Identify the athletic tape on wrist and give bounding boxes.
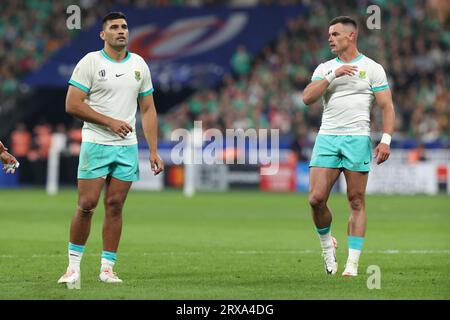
[381,133,391,145]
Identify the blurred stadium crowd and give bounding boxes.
[160,0,449,156]
[1,0,449,165]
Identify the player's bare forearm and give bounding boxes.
[139,94,164,174]
[302,79,329,105]
[381,104,395,135]
[66,100,113,126]
[374,89,395,135]
[139,94,158,154]
[374,89,395,164]
[66,86,132,138]
[66,86,113,127]
[141,108,158,154]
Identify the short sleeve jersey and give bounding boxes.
[310,54,389,136]
[68,49,154,145]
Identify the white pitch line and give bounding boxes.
[0,249,449,259]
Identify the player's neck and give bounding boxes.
[337,48,361,63]
[103,46,128,62]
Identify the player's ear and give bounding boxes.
[347,31,354,41]
[100,30,105,41]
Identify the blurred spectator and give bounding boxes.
[408,143,428,163]
[68,123,82,156]
[10,123,31,158]
[231,45,252,76]
[33,121,52,159]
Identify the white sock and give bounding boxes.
[101,258,115,272]
[347,248,361,264]
[68,250,83,271]
[318,232,333,251]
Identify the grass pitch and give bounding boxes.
[0,189,449,299]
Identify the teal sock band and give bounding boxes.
[102,251,117,263]
[316,226,331,235]
[68,242,85,253]
[348,236,364,250]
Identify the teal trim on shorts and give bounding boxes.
[69,243,85,253]
[138,88,154,97]
[372,84,389,92]
[310,134,372,172]
[348,236,364,250]
[68,79,90,93]
[102,251,117,263]
[78,142,139,181]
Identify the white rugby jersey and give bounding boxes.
[68,49,154,145]
[311,54,389,136]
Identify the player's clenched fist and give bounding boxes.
[107,119,133,138]
[335,65,358,77]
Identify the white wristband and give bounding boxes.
[380,133,391,145]
[324,70,336,83]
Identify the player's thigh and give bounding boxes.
[310,134,342,169]
[78,142,113,180]
[104,176,132,211]
[77,178,106,210]
[343,169,369,202]
[341,136,372,172]
[110,145,139,182]
[309,167,341,201]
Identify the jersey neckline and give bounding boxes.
[335,54,364,64]
[100,49,131,63]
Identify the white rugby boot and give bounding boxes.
[57,268,81,289]
[99,268,123,283]
[342,260,358,277]
[322,236,338,275]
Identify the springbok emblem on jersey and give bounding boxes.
[359,70,366,79]
[134,71,141,81]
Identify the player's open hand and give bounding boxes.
[1,150,19,174]
[374,143,390,165]
[108,119,133,138]
[335,65,358,78]
[150,153,164,176]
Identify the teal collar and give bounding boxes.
[336,54,364,64]
[101,49,131,63]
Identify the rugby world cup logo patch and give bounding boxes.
[98,69,107,82]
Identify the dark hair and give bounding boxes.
[329,16,357,29]
[102,12,127,28]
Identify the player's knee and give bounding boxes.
[308,193,327,209]
[105,196,124,213]
[348,192,364,211]
[77,199,97,215]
